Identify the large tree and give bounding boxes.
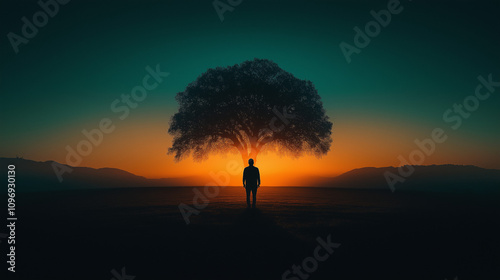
[168,58,333,166]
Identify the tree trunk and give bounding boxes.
[240,149,259,166]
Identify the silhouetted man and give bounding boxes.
[243,158,260,208]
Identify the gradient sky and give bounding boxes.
[1,0,499,185]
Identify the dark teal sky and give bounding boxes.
[1,0,499,174]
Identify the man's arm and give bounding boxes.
[242,168,246,188]
[257,168,261,187]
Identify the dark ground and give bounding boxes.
[3,187,500,279]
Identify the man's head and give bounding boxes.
[248,158,254,166]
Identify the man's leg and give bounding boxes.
[252,187,257,207]
[246,187,251,207]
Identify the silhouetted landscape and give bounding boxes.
[0,157,193,191]
[1,157,500,279]
[2,0,499,279]
[317,165,500,193]
[5,183,500,280]
[3,157,499,193]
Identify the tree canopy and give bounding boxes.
[168,58,333,165]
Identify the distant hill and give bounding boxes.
[0,157,194,192]
[2,157,499,193]
[316,165,500,193]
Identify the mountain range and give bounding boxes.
[1,157,499,193]
[314,165,500,193]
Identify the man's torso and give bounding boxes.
[244,166,259,187]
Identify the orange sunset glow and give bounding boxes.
[27,114,499,186]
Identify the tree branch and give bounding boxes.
[256,136,273,149]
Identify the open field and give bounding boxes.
[8,187,500,279]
